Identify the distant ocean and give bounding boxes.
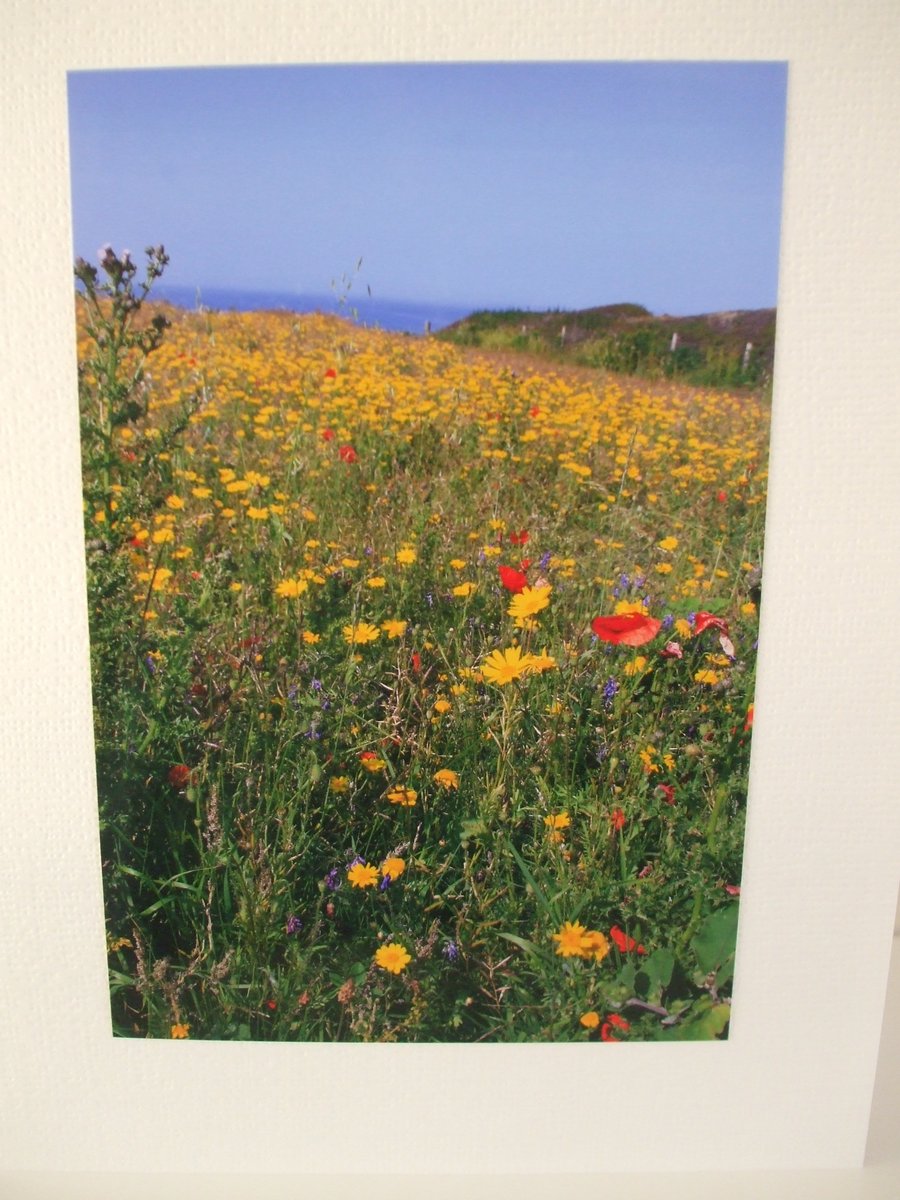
[153,285,473,336]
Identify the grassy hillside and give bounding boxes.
[439,303,777,389]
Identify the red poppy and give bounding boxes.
[324,367,337,379]
[692,611,729,636]
[499,565,528,594]
[508,530,529,546]
[591,613,662,647]
[724,884,741,897]
[519,558,532,570]
[359,750,378,762]
[610,807,626,831]
[743,704,754,732]
[321,428,335,442]
[528,406,541,418]
[338,444,358,464]
[656,784,675,805]
[600,1013,631,1042]
[609,925,646,955]
[411,652,422,674]
[265,999,277,1012]
[716,489,728,502]
[167,764,192,789]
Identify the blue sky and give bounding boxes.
[67,61,787,314]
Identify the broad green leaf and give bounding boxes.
[498,931,544,959]
[635,946,675,1001]
[691,903,739,976]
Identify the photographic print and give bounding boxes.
[69,61,787,1043]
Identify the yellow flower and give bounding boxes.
[360,754,386,773]
[347,862,379,888]
[580,1010,601,1029]
[675,618,692,639]
[165,494,185,510]
[614,599,648,615]
[694,669,721,686]
[226,479,251,493]
[149,567,173,592]
[170,1023,190,1039]
[343,623,381,645]
[433,768,460,790]
[374,942,412,974]
[329,776,350,793]
[301,630,320,644]
[449,558,467,570]
[396,547,417,566]
[654,562,673,574]
[381,619,407,639]
[741,601,757,616]
[247,506,269,520]
[552,920,591,958]
[544,812,571,831]
[507,586,551,621]
[624,656,648,677]
[433,698,452,714]
[658,536,679,551]
[583,930,611,963]
[275,578,308,599]
[528,649,557,673]
[380,856,405,881]
[151,528,175,544]
[341,557,360,568]
[481,645,532,686]
[366,576,386,588]
[386,786,417,807]
[452,581,477,597]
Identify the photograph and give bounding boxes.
[68,59,787,1043]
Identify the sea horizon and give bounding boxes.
[152,284,476,336]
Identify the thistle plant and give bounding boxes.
[75,244,170,513]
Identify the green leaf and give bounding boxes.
[497,931,544,960]
[635,946,675,1001]
[460,817,487,847]
[670,1001,732,1041]
[506,841,559,924]
[691,903,738,980]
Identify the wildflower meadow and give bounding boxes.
[78,246,767,1042]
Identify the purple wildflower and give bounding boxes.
[325,867,342,891]
[661,613,675,630]
[602,677,619,707]
[443,940,459,962]
[538,550,552,570]
[285,915,302,936]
